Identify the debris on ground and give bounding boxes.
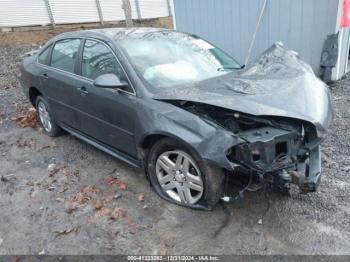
[65,205,77,214]
[48,164,60,176]
[11,107,38,128]
[114,193,122,200]
[48,164,80,179]
[137,193,145,203]
[110,207,125,220]
[37,142,57,152]
[94,200,103,210]
[125,213,137,234]
[109,207,136,234]
[105,175,127,190]
[15,138,36,148]
[117,181,127,190]
[107,228,119,237]
[54,227,79,237]
[1,174,14,182]
[73,185,101,205]
[47,186,56,191]
[47,163,56,172]
[95,207,111,217]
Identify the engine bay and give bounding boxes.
[171,100,321,193]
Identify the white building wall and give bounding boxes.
[138,0,169,19]
[0,0,51,27]
[0,0,170,28]
[49,0,100,24]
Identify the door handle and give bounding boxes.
[77,86,89,95]
[42,73,49,80]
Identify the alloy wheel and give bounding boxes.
[155,150,204,204]
[38,101,52,132]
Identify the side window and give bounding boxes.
[51,39,81,73]
[38,44,52,65]
[82,40,125,81]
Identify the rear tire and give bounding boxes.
[147,138,225,210]
[36,96,64,137]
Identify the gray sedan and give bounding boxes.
[19,28,333,209]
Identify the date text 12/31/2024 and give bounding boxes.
[127,255,220,261]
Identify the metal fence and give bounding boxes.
[0,0,172,28]
[173,0,339,74]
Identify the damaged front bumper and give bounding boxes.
[227,126,322,193]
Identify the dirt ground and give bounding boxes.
[0,24,350,255]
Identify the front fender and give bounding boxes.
[136,99,243,170]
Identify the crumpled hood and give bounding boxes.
[153,43,333,132]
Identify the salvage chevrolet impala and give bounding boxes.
[19,28,333,209]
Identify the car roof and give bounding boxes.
[55,27,173,42]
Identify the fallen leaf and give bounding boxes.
[94,200,103,210]
[16,138,36,148]
[48,164,62,177]
[62,168,70,177]
[54,227,79,237]
[83,185,101,194]
[110,207,125,220]
[105,175,118,185]
[125,214,137,234]
[65,205,77,214]
[73,191,91,205]
[107,228,119,237]
[105,176,127,190]
[104,194,114,203]
[116,180,127,190]
[73,169,80,177]
[26,181,34,186]
[12,108,38,128]
[137,193,145,203]
[96,207,111,217]
[58,186,68,193]
[37,142,57,152]
[73,185,101,205]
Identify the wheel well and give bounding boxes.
[141,134,199,159]
[29,87,41,107]
[142,134,167,151]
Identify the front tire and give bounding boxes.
[147,138,225,210]
[36,96,63,137]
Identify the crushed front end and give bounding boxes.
[227,123,322,193]
[177,101,325,193]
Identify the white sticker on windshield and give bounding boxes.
[192,39,214,50]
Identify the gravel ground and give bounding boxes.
[0,28,350,255]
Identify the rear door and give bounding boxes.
[74,39,138,157]
[40,38,82,129]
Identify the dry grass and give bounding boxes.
[0,17,174,47]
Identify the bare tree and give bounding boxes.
[122,0,133,27]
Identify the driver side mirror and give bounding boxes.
[93,74,128,89]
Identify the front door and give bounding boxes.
[73,39,137,157]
